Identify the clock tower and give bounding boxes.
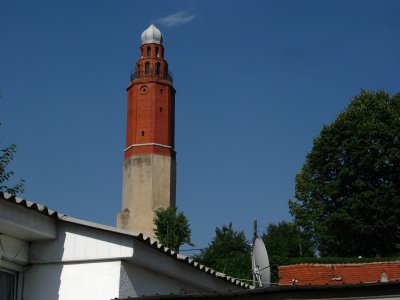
[117,23,176,237]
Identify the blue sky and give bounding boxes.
[1,0,399,252]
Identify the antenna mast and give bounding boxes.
[253,219,257,241]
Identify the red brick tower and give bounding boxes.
[117,23,176,237]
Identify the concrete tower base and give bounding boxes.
[117,154,176,237]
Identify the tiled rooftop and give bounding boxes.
[279,262,400,285]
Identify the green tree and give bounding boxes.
[290,90,400,257]
[261,221,315,284]
[153,206,193,251]
[1,93,24,195]
[0,144,24,195]
[261,221,315,258]
[193,223,252,281]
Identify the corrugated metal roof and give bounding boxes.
[0,192,61,218]
[0,192,249,289]
[114,280,400,300]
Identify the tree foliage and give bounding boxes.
[261,221,315,258]
[193,223,252,281]
[153,206,193,251]
[0,144,24,195]
[1,93,24,195]
[290,90,400,257]
[261,221,315,283]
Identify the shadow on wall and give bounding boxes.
[22,229,66,300]
[23,264,63,300]
[23,240,64,300]
[119,261,202,297]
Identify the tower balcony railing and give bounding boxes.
[131,70,173,83]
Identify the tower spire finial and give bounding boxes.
[141,23,163,45]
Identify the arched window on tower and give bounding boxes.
[145,62,150,75]
[156,62,160,76]
[156,47,159,58]
[146,47,151,58]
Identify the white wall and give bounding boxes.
[26,220,243,299]
[23,263,63,300]
[1,200,245,299]
[30,221,133,263]
[24,261,121,300]
[26,221,134,300]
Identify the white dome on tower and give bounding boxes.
[141,23,163,45]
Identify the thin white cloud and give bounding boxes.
[159,11,195,28]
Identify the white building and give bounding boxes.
[0,192,248,300]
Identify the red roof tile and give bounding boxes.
[278,262,400,285]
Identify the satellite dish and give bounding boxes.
[251,236,270,287]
